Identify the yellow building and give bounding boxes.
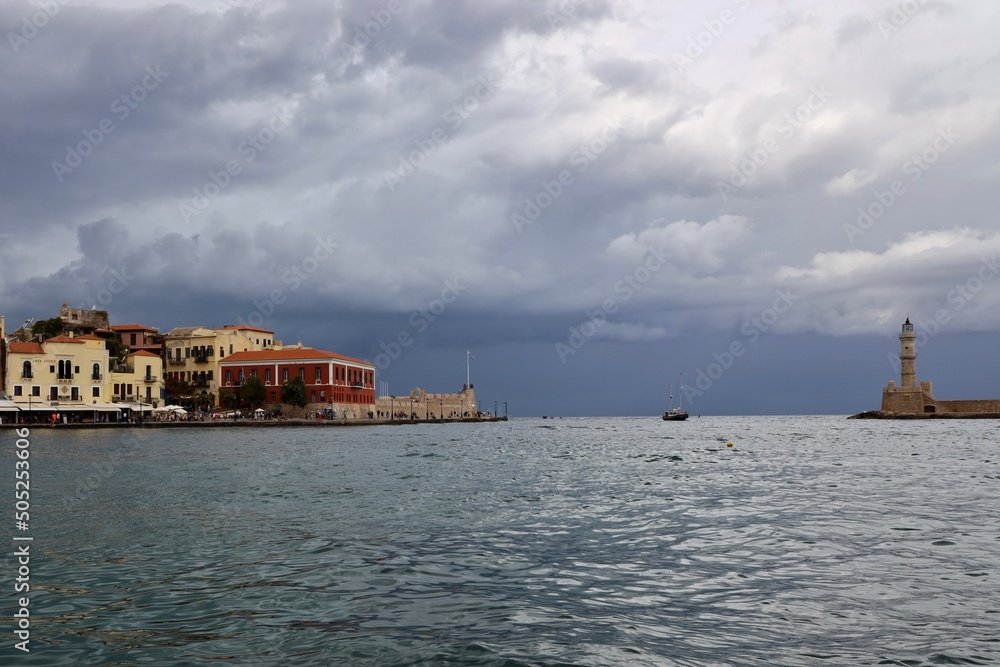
[4,334,122,422]
[163,325,276,406]
[109,350,164,406]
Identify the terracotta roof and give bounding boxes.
[110,323,157,331]
[128,350,161,358]
[219,348,373,367]
[8,342,44,354]
[44,335,84,344]
[75,334,105,341]
[220,324,274,333]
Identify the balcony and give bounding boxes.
[193,353,212,363]
[168,358,186,366]
[21,372,33,380]
[57,377,74,383]
[92,373,102,381]
[143,375,158,383]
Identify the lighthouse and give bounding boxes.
[899,318,916,387]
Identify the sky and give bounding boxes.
[1,0,999,416]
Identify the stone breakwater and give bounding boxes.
[0,417,508,429]
[849,410,1000,419]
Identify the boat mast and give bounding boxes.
[679,372,683,412]
[668,383,673,410]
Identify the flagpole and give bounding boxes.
[467,350,471,387]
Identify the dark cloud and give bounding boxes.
[2,0,1000,415]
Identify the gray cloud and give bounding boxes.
[2,0,1000,414]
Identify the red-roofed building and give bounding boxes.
[217,347,376,415]
[109,323,162,356]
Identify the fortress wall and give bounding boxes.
[935,399,1000,414]
[375,387,478,419]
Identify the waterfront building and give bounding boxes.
[217,347,375,415]
[2,333,122,420]
[163,325,276,407]
[109,350,164,406]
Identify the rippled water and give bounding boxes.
[5,416,999,666]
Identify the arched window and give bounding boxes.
[22,361,32,379]
[92,363,101,380]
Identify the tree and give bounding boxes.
[241,375,265,410]
[280,376,307,417]
[31,317,64,340]
[105,337,129,364]
[165,375,192,403]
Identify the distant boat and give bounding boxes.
[662,374,689,421]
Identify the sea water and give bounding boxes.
[3,416,998,666]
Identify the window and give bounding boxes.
[225,370,232,384]
[93,363,101,380]
[185,348,190,358]
[22,361,32,379]
[14,386,22,397]
[145,365,152,379]
[130,333,137,346]
[265,369,271,384]
[31,386,40,397]
[315,367,321,382]
[270,392,276,403]
[146,387,152,399]
[299,368,305,380]
[219,347,224,358]
[229,344,233,354]
[93,387,100,398]
[311,391,317,402]
[250,369,257,379]
[208,371,213,380]
[49,387,58,401]
[71,387,80,401]
[167,349,172,360]
[74,365,79,374]
[238,369,245,383]
[283,369,288,383]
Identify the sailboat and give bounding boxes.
[662,373,689,421]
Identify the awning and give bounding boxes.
[118,402,154,411]
[0,400,19,412]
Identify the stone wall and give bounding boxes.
[375,387,478,419]
[934,399,1000,414]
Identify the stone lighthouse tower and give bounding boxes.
[899,317,916,387]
